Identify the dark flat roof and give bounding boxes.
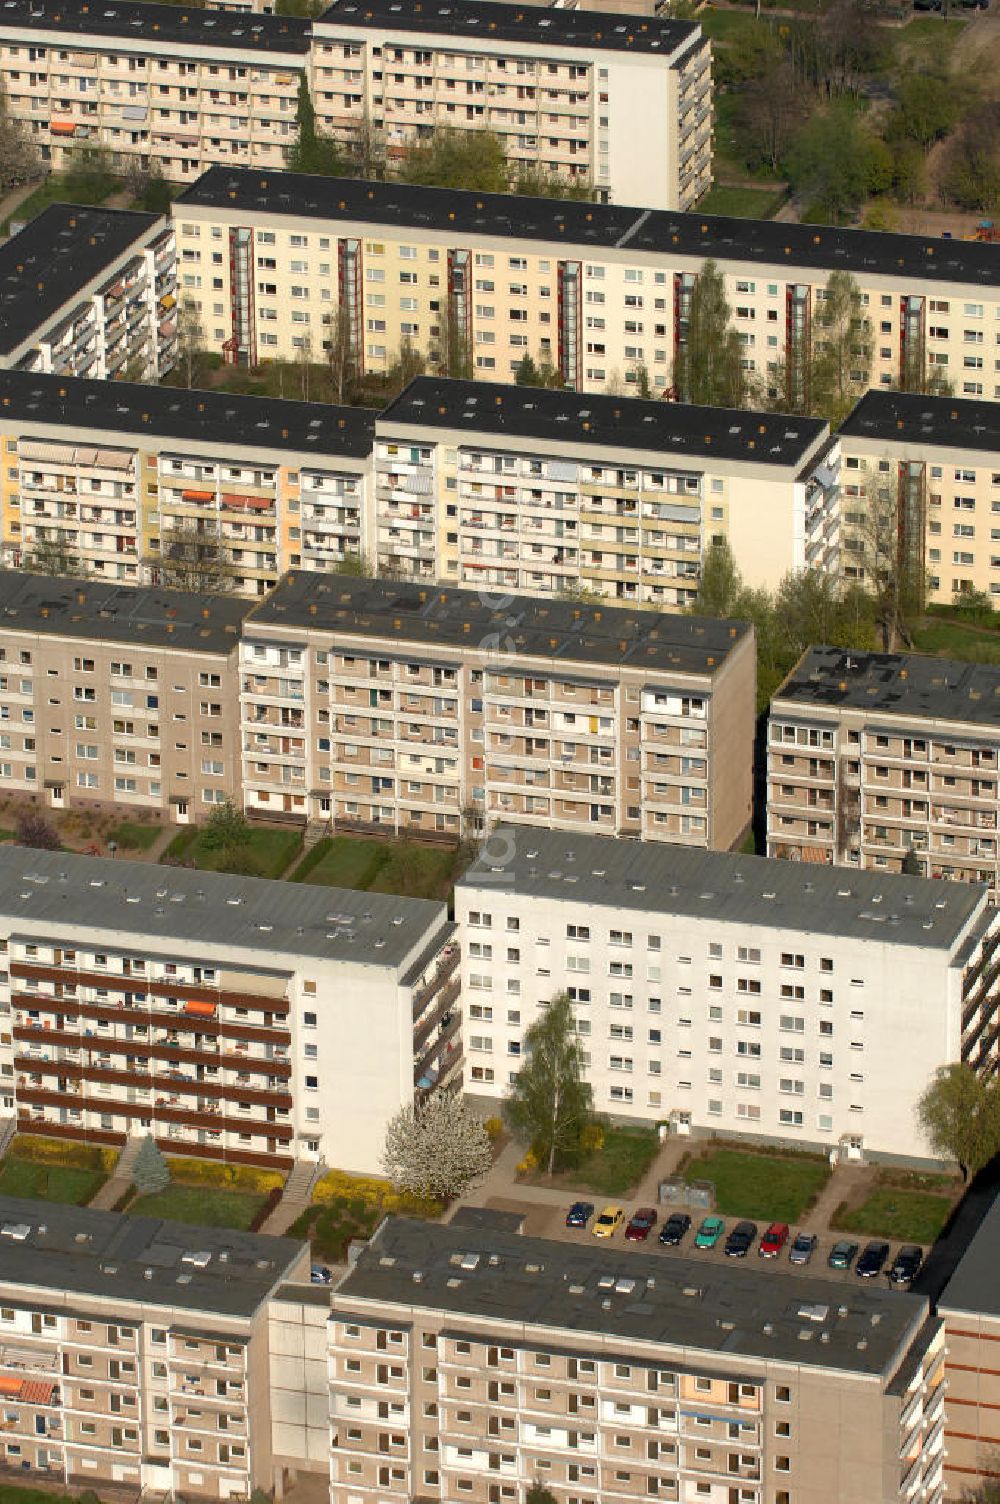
[773,645,1000,729]
[0,205,162,356]
[247,571,750,677]
[0,569,250,654]
[938,1194,1000,1320]
[840,390,1000,454]
[0,0,310,51]
[0,370,376,460]
[176,169,1000,288]
[0,1195,304,1318]
[379,376,826,466]
[337,1214,928,1379]
[318,0,699,57]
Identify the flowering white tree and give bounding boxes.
[381,1090,492,1201]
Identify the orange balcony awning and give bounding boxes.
[50,120,77,135]
[222,493,272,511]
[182,489,214,502]
[183,1000,217,1018]
[0,1376,22,1395]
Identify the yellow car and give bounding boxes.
[592,1205,624,1239]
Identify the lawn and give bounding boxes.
[0,1487,102,1504]
[0,1156,106,1205]
[697,184,787,220]
[127,1183,267,1229]
[108,820,161,852]
[290,835,460,901]
[162,823,302,878]
[0,828,13,843]
[833,1189,952,1245]
[290,1169,442,1262]
[570,1126,660,1197]
[682,1148,830,1224]
[911,618,1000,664]
[896,15,967,65]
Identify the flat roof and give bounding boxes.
[379,376,827,467]
[247,572,749,677]
[0,0,310,51]
[0,370,376,460]
[0,1195,304,1317]
[937,1193,1000,1319]
[773,645,1000,729]
[840,390,1000,453]
[0,205,162,356]
[337,1214,927,1379]
[0,570,251,654]
[458,824,984,949]
[176,170,1000,288]
[317,0,699,57]
[0,846,447,969]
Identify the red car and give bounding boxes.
[758,1222,790,1258]
[625,1207,658,1242]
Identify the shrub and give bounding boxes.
[13,1136,115,1172]
[516,1150,539,1177]
[165,1156,284,1193]
[579,1123,605,1153]
[312,1167,440,1218]
[484,1116,504,1143]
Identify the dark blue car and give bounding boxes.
[565,1201,595,1229]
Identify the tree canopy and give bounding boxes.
[382,1090,492,1200]
[503,993,592,1175]
[672,260,749,409]
[917,1064,1000,1181]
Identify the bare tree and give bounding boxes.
[175,298,207,390]
[0,88,40,197]
[381,1090,493,1201]
[148,517,237,595]
[348,115,387,180]
[24,530,83,578]
[739,59,806,173]
[296,331,314,401]
[324,299,358,405]
[846,459,925,650]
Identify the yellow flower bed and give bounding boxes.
[13,1135,117,1172]
[164,1156,285,1194]
[312,1168,441,1219]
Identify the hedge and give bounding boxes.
[164,1156,285,1194]
[312,1168,441,1219]
[12,1136,117,1172]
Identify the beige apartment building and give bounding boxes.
[767,645,1000,896]
[0,1194,306,1499]
[937,1191,1000,1497]
[310,0,711,211]
[0,370,374,591]
[322,1209,947,1504]
[0,204,176,380]
[373,376,838,605]
[0,843,456,1171]
[839,389,1000,605]
[173,166,1000,401]
[0,0,310,185]
[0,570,249,822]
[239,570,755,845]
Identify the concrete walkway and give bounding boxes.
[89,1174,130,1211]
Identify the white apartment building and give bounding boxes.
[0,204,176,380]
[238,571,755,846]
[373,376,839,604]
[172,167,1000,400]
[311,0,711,211]
[0,0,310,184]
[456,825,1000,1162]
[0,844,456,1173]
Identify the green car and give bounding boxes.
[694,1215,725,1249]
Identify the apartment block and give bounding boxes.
[0,0,310,184]
[0,844,456,1170]
[325,1209,946,1504]
[0,370,375,591]
[937,1192,1000,1497]
[173,167,1000,400]
[839,389,1000,606]
[455,825,999,1159]
[373,376,837,605]
[0,569,249,821]
[0,205,176,380]
[310,0,711,211]
[239,571,754,845]
[767,645,1000,896]
[0,1194,306,1498]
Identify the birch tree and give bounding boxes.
[503,993,592,1175]
[382,1089,492,1200]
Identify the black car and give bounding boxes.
[856,1240,891,1278]
[889,1245,923,1286]
[659,1212,692,1246]
[724,1220,758,1258]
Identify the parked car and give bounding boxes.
[694,1215,726,1249]
[856,1240,891,1278]
[625,1207,658,1242]
[592,1205,625,1239]
[310,1265,333,1285]
[828,1239,859,1270]
[758,1222,789,1258]
[789,1232,818,1266]
[889,1245,923,1287]
[659,1212,692,1246]
[565,1201,595,1229]
[725,1221,758,1258]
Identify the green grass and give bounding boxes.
[911,619,1000,664]
[698,9,766,42]
[0,1156,106,1205]
[162,823,302,878]
[127,1183,266,1229]
[683,1148,830,1223]
[4,169,117,235]
[163,825,198,862]
[108,820,160,852]
[572,1127,660,1197]
[696,184,787,219]
[897,14,967,60]
[292,835,389,889]
[0,1487,102,1504]
[0,828,13,843]
[290,835,459,900]
[833,1189,952,1245]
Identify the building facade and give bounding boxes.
[455,826,999,1160]
[172,167,1000,400]
[373,377,838,604]
[323,1210,947,1504]
[0,844,456,1171]
[310,0,711,211]
[767,645,1000,896]
[238,571,755,845]
[0,205,176,380]
[937,1193,1000,1498]
[0,1195,306,1499]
